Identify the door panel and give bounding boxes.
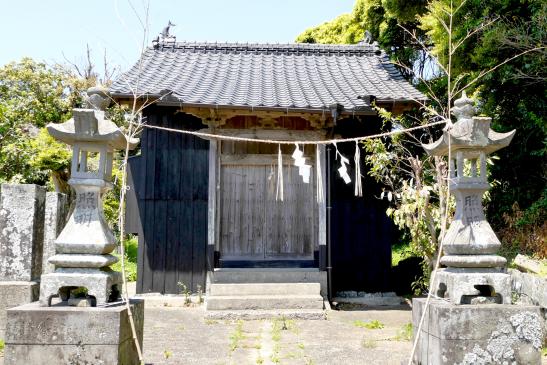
[220,161,315,260]
[264,166,314,258]
[220,165,265,259]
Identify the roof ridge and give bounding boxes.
[150,41,382,56]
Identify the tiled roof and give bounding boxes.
[110,42,426,114]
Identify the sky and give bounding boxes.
[0,0,355,74]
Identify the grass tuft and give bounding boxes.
[394,322,413,341]
[353,319,385,329]
[229,320,245,351]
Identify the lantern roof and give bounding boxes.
[47,88,139,150]
[423,92,515,156]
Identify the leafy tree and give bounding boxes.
[419,0,546,256]
[0,58,91,191]
[297,0,547,266]
[296,0,430,78]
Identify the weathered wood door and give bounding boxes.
[219,158,316,261]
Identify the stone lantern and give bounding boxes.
[39,87,139,306]
[423,92,515,304]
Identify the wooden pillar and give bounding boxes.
[207,140,218,271]
[318,145,327,270]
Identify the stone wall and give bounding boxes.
[0,184,69,338]
[0,184,46,281]
[413,298,544,364]
[510,268,547,330]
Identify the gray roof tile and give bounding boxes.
[110,42,426,113]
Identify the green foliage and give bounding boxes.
[299,0,547,265]
[70,287,89,298]
[103,162,123,232]
[296,0,429,78]
[353,319,385,329]
[123,236,139,262]
[0,58,91,186]
[297,13,360,44]
[394,322,413,341]
[163,349,172,359]
[111,237,138,282]
[498,193,547,260]
[362,115,452,272]
[392,241,417,266]
[0,338,4,352]
[177,281,192,305]
[111,255,137,282]
[418,0,546,244]
[28,128,71,173]
[229,320,245,351]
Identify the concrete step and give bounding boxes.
[209,283,320,296]
[206,294,324,310]
[204,309,326,320]
[212,268,326,284]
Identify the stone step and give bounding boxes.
[204,309,326,320]
[209,282,320,296]
[212,269,327,296]
[206,294,324,311]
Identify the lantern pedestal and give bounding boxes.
[40,268,121,307]
[433,268,511,305]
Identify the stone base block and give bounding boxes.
[412,298,543,365]
[40,268,121,306]
[434,268,511,304]
[0,281,39,338]
[4,299,144,365]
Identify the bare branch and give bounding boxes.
[397,24,449,75]
[451,17,499,54]
[61,52,84,78]
[455,46,547,95]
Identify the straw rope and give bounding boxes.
[133,120,446,144]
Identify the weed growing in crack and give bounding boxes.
[394,322,413,341]
[177,281,191,306]
[229,320,245,351]
[353,319,384,329]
